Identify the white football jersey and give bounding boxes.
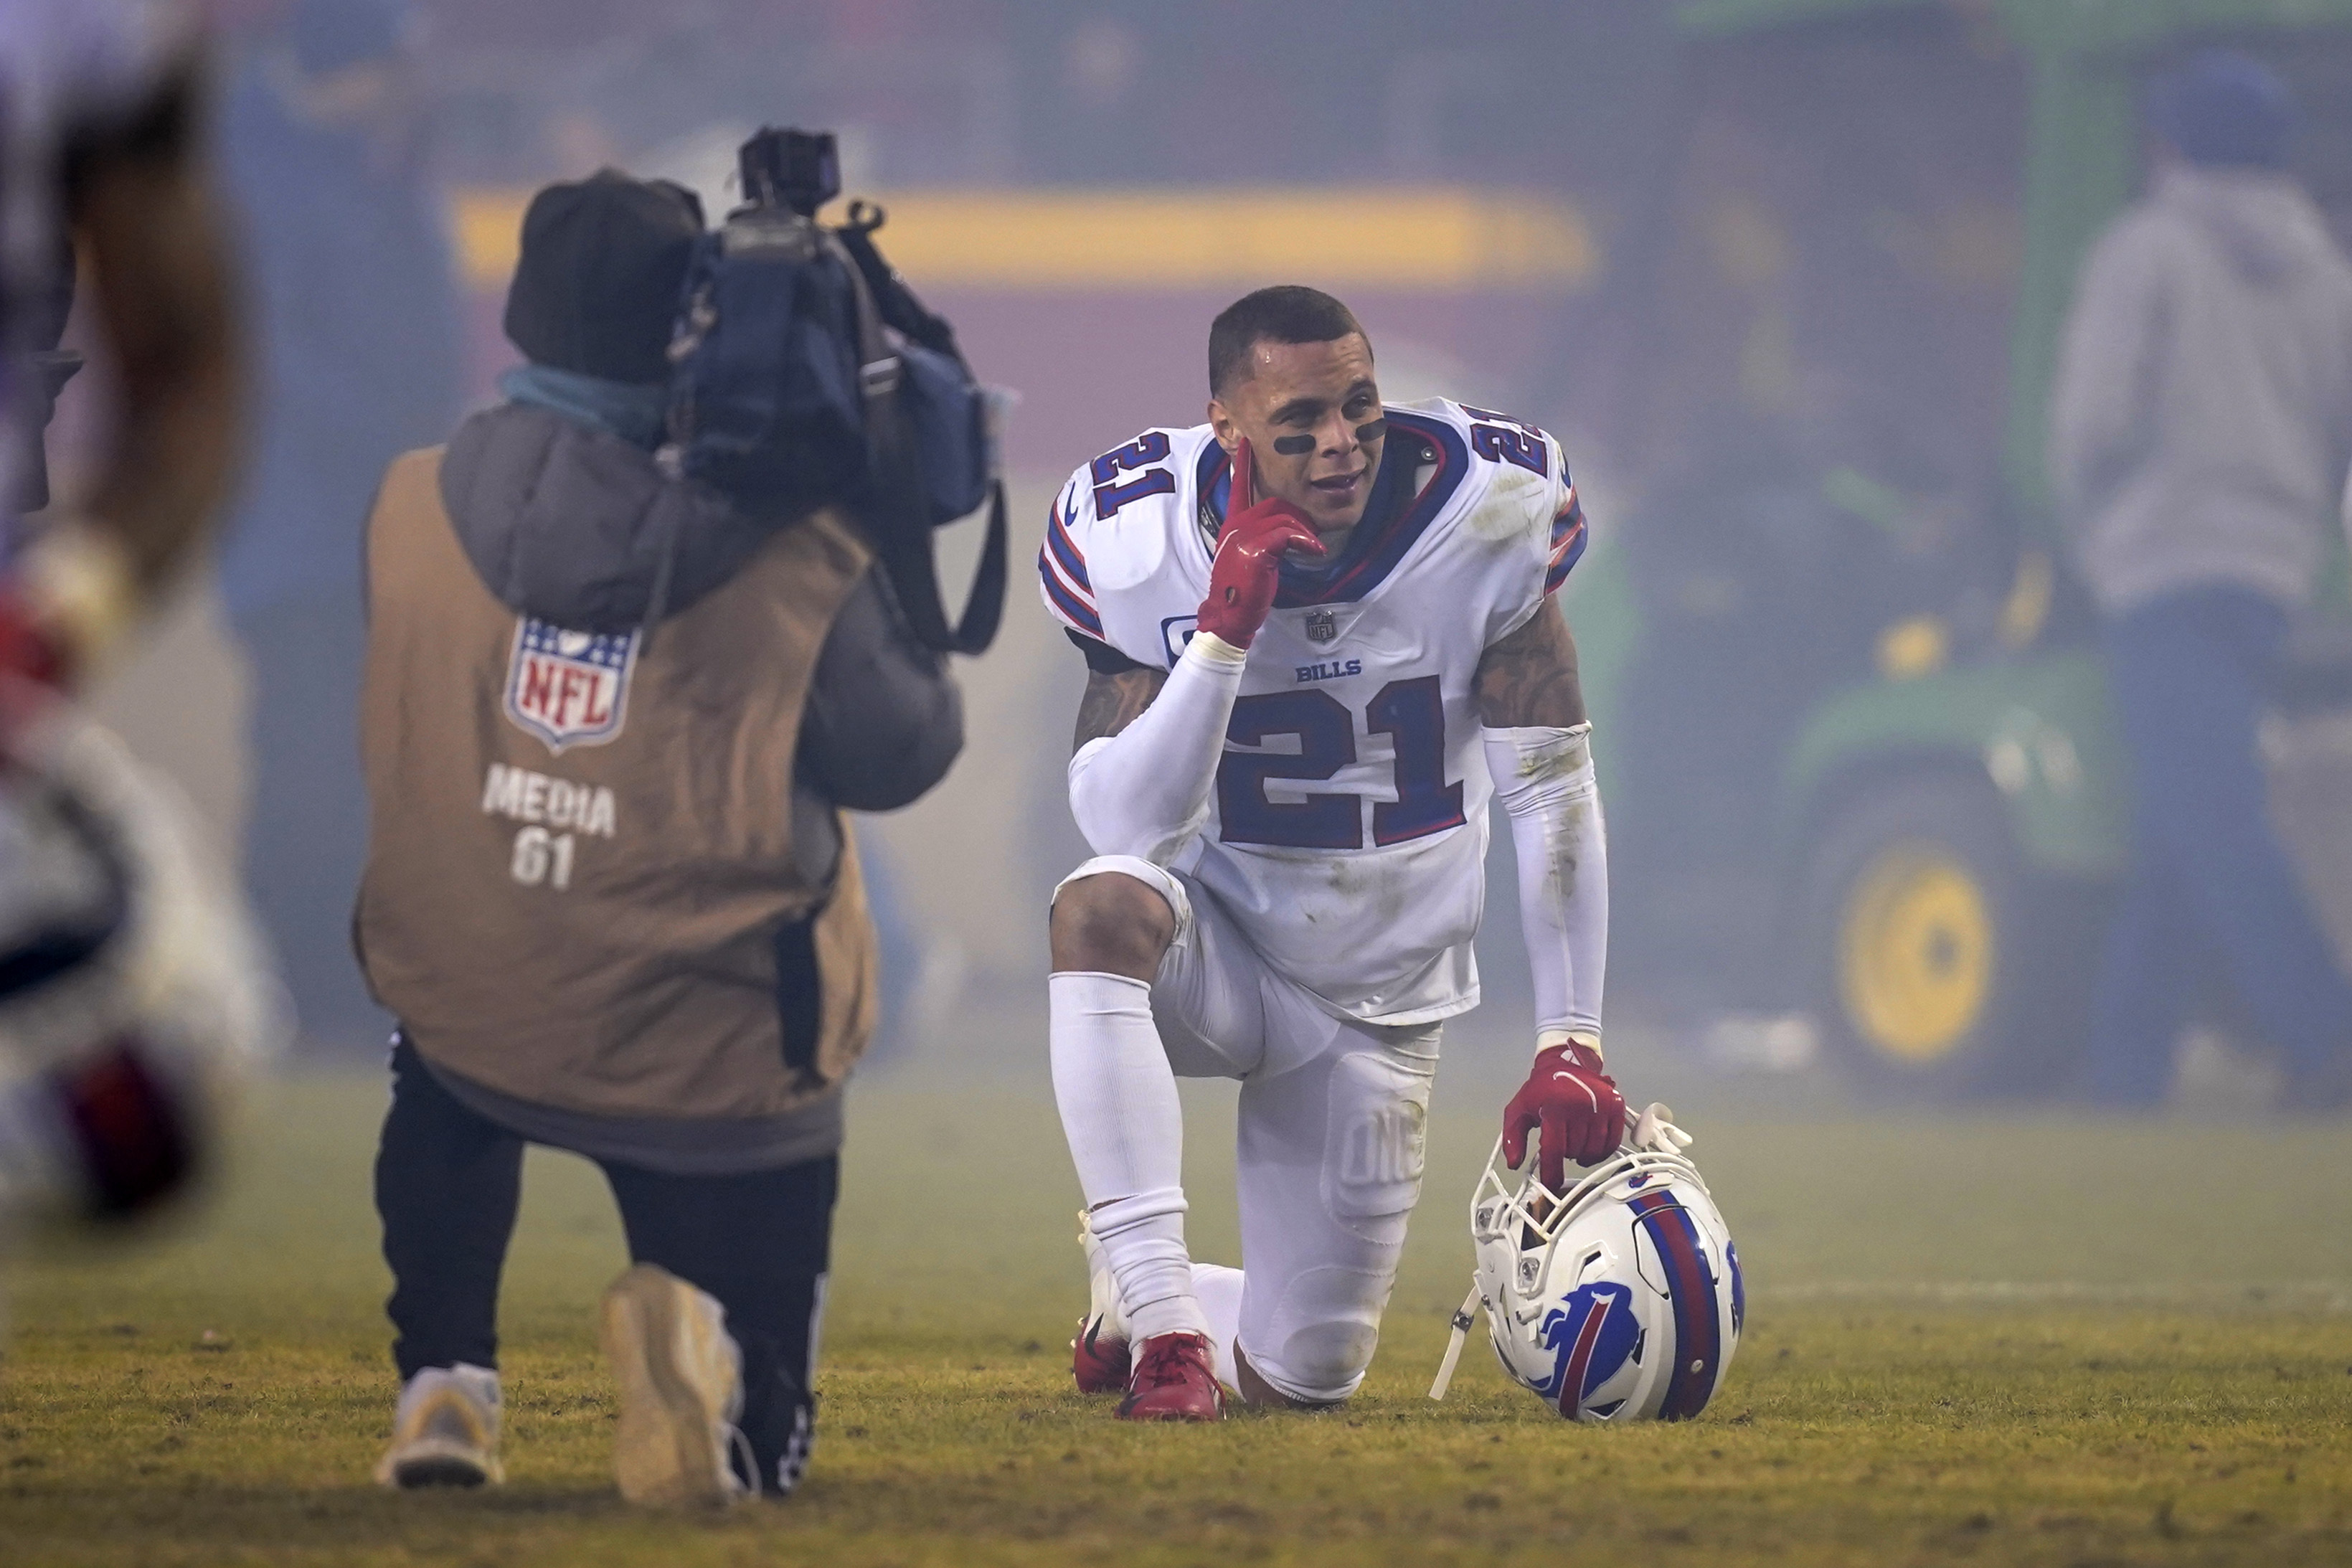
[1040,400,1588,1025]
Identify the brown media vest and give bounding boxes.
[356,447,878,1121]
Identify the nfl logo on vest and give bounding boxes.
[504,618,640,752]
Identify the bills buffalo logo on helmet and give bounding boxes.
[504,619,639,753]
[1531,1280,1643,1420]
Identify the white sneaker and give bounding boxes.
[599,1264,749,1506]
[1072,1209,1131,1394]
[1078,1209,1128,1336]
[374,1364,504,1488]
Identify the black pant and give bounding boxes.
[373,1037,837,1493]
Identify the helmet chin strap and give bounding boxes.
[1427,1283,1486,1402]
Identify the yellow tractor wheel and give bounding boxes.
[1837,848,1993,1063]
[1800,775,2095,1100]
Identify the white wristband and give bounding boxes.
[1536,1027,1601,1057]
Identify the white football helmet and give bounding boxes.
[1430,1103,1742,1422]
[0,704,286,1224]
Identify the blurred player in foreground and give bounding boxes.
[0,1,279,1241]
[1039,286,1619,1420]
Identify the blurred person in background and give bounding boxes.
[214,0,461,1052]
[359,173,960,1503]
[2050,49,2352,1110]
[0,2,281,1237]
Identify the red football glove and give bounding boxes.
[1501,1036,1626,1194]
[0,585,64,687]
[0,580,70,755]
[48,1039,197,1218]
[1197,438,1323,649]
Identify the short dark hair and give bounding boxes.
[1209,285,1369,397]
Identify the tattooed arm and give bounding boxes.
[1475,599,1587,729]
[1071,665,1170,752]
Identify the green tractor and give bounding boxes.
[1600,0,2352,1097]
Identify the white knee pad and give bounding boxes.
[1051,855,1195,950]
[1252,1265,1392,1404]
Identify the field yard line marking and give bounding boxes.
[1755,1280,2352,1310]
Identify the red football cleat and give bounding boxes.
[1072,1314,1130,1395]
[1117,1331,1222,1422]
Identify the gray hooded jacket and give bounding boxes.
[2050,164,2352,615]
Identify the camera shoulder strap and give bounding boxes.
[830,230,1005,656]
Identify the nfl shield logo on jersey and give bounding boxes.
[1305,608,1338,644]
[504,619,638,752]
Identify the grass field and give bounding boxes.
[4,1068,2351,1566]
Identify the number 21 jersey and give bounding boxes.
[1039,400,1589,1026]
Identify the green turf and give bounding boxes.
[2,1075,2350,1566]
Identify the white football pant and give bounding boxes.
[1052,854,1439,1406]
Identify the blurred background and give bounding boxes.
[46,0,2352,1110]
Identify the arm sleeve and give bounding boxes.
[798,567,965,812]
[1067,633,1248,864]
[1486,723,1607,1039]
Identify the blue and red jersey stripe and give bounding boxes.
[1038,491,1102,637]
[1546,486,1587,595]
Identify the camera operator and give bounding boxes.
[359,171,962,1503]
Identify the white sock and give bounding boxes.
[1050,970,1205,1341]
[1191,1262,1243,1391]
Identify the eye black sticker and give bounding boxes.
[1269,420,1384,458]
